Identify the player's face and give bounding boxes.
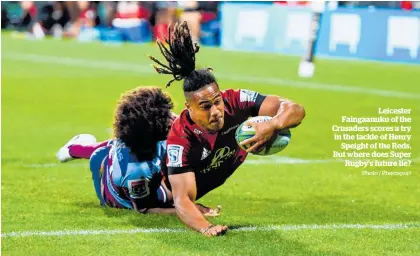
[186,83,225,133]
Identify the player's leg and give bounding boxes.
[56,134,110,162]
[89,145,111,205]
[68,140,111,159]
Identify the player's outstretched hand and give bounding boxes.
[201,224,228,237]
[240,120,277,153]
[196,204,222,217]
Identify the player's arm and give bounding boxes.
[169,171,227,236]
[258,96,305,130]
[165,135,226,235]
[234,89,305,129]
[169,172,211,230]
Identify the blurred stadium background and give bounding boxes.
[1,0,420,64]
[2,1,420,255]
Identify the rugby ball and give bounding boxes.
[235,116,291,155]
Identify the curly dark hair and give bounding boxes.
[149,21,217,92]
[113,87,174,161]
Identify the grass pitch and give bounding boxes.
[2,33,420,255]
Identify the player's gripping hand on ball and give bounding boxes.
[200,224,228,237]
[240,119,278,153]
[240,97,305,153]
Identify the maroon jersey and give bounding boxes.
[165,89,266,199]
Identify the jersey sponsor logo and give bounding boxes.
[202,146,236,174]
[201,148,212,160]
[127,179,150,199]
[194,128,202,135]
[167,144,184,167]
[240,89,258,103]
[221,124,240,135]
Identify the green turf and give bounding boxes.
[2,33,420,255]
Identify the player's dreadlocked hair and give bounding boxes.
[113,87,174,161]
[149,21,217,92]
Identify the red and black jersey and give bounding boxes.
[164,89,266,199]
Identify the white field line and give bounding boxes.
[3,53,420,100]
[2,223,419,238]
[245,156,335,165]
[245,156,419,165]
